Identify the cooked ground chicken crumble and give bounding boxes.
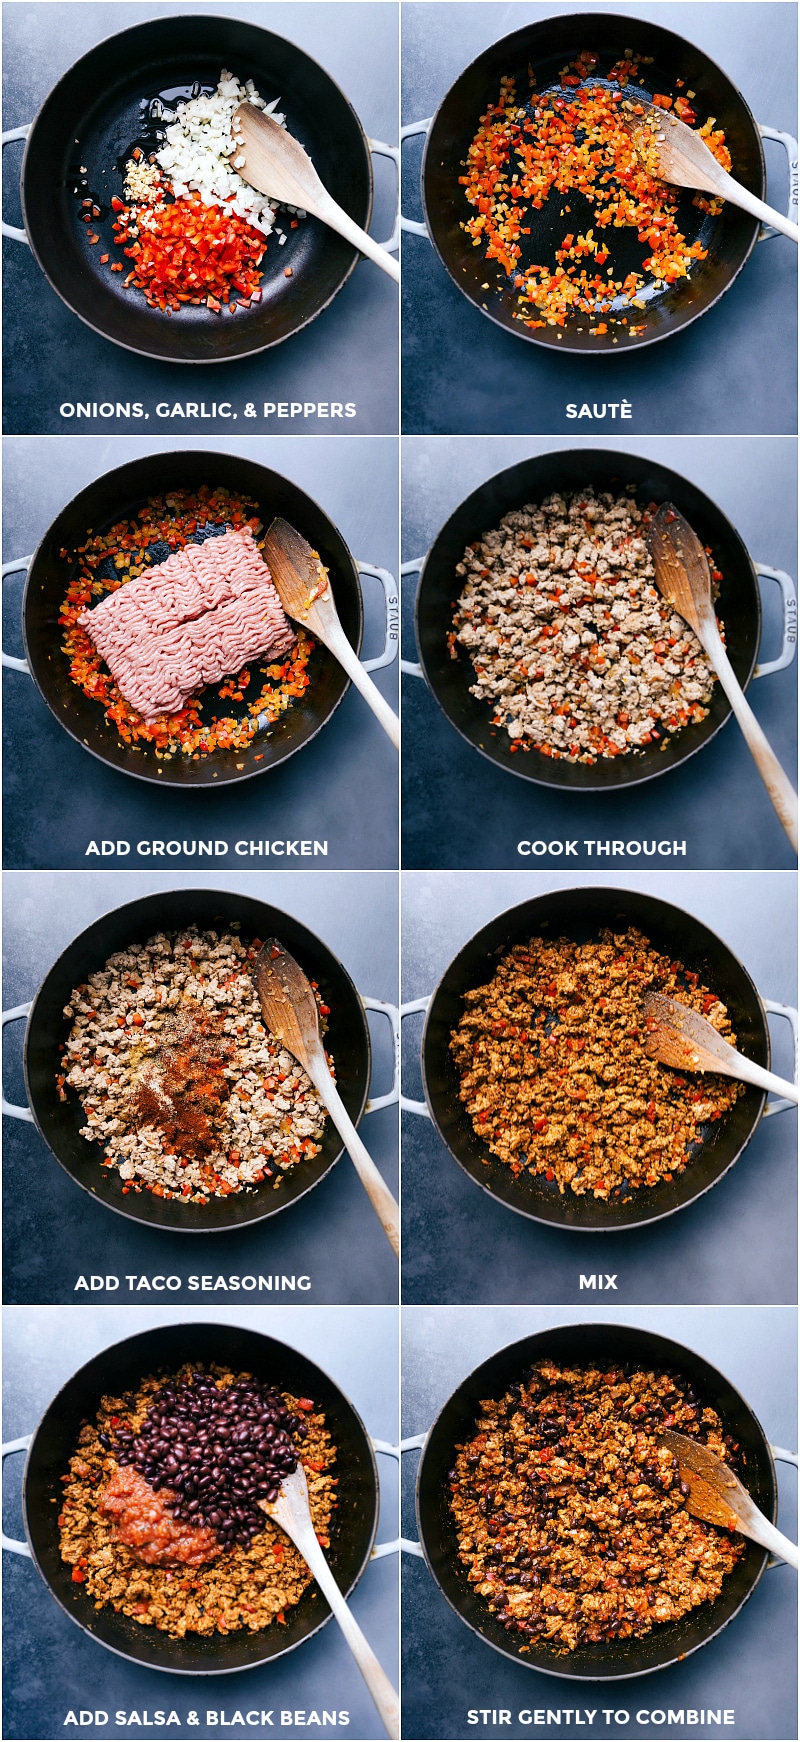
[448,1360,743,1653]
[451,489,719,762]
[59,926,329,1204]
[58,1364,336,1638]
[449,927,741,1199]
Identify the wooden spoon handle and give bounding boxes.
[739,1512,800,1571]
[717,1055,800,1103]
[315,190,401,282]
[290,1525,400,1736]
[306,1052,399,1255]
[705,631,798,850]
[714,171,799,243]
[320,619,400,749]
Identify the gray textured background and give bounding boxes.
[401,1,798,435]
[2,1,399,435]
[3,871,399,1304]
[401,870,798,1305]
[2,435,399,869]
[401,436,797,869]
[2,1304,399,1741]
[401,1305,798,1741]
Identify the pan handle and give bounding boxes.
[363,997,400,1113]
[756,126,799,241]
[761,1000,799,1118]
[400,560,425,676]
[369,1439,404,1561]
[752,565,798,678]
[765,1445,798,1568]
[367,139,400,253]
[400,999,431,1115]
[2,1004,34,1122]
[356,563,399,672]
[1,557,32,673]
[2,1436,32,1557]
[1,126,30,243]
[371,1437,427,1558]
[399,120,432,237]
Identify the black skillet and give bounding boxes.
[13,448,365,788]
[417,12,770,352]
[414,1322,780,1678]
[11,14,375,363]
[8,1321,379,1672]
[414,886,786,1232]
[9,887,376,1233]
[408,447,775,792]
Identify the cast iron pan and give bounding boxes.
[419,12,766,352]
[417,886,775,1231]
[411,447,765,791]
[15,14,374,362]
[17,448,364,788]
[14,1321,378,1672]
[415,1322,777,1678]
[17,887,373,1232]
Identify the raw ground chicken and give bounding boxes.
[448,1360,743,1653]
[58,926,331,1204]
[59,486,314,761]
[58,1364,336,1638]
[460,50,731,336]
[449,927,742,1200]
[78,526,296,721]
[451,489,718,762]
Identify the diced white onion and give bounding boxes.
[155,68,288,235]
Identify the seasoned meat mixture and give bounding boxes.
[448,1360,744,1653]
[58,1363,336,1638]
[449,927,741,1199]
[59,926,329,1203]
[451,490,718,762]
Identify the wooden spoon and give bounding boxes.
[260,1463,400,1738]
[643,989,799,1103]
[232,103,400,282]
[253,939,399,1257]
[624,98,798,242]
[647,504,798,851]
[660,1427,798,1570]
[262,517,399,750]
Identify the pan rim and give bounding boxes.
[17,445,365,788]
[16,1320,380,1674]
[16,12,375,364]
[413,1321,776,1681]
[416,884,771,1233]
[19,885,373,1234]
[418,9,765,355]
[409,444,763,791]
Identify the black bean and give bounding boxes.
[108,1370,302,1551]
